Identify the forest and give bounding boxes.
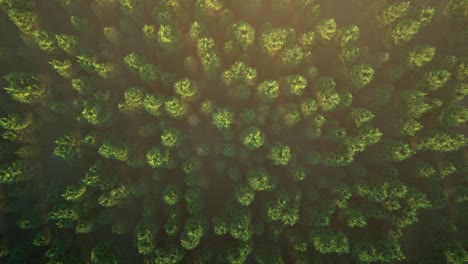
[0,0,467,263]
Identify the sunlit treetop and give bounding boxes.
[232,20,255,50]
[259,26,295,57]
[212,108,234,129]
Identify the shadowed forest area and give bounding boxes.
[0,0,467,263]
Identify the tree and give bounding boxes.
[143,94,164,116]
[347,64,375,90]
[340,25,360,46]
[196,37,221,75]
[3,72,47,104]
[139,63,159,82]
[268,143,291,166]
[348,108,375,127]
[136,220,157,255]
[417,132,467,152]
[157,24,181,50]
[311,229,349,254]
[234,184,255,206]
[423,69,451,91]
[232,20,255,50]
[259,26,295,57]
[265,190,300,226]
[300,98,318,116]
[285,74,308,96]
[316,18,337,41]
[118,87,145,112]
[387,19,421,46]
[0,112,33,141]
[376,140,415,162]
[0,161,29,184]
[53,134,82,164]
[281,45,303,68]
[161,127,183,149]
[49,59,74,78]
[155,243,186,264]
[352,239,405,263]
[228,207,253,242]
[164,97,187,119]
[98,140,129,162]
[408,45,436,69]
[90,241,122,264]
[241,127,265,150]
[180,217,207,250]
[257,80,280,101]
[55,34,79,54]
[222,61,257,86]
[316,77,341,112]
[162,184,183,206]
[146,147,170,168]
[33,30,58,53]
[81,98,112,126]
[247,167,276,191]
[212,108,234,129]
[174,78,198,98]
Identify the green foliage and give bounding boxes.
[196,37,221,75]
[0,112,33,141]
[0,1,466,263]
[157,24,181,49]
[423,69,451,91]
[260,26,295,56]
[316,77,340,111]
[353,239,405,263]
[119,86,145,112]
[348,108,375,127]
[257,80,280,100]
[311,229,349,254]
[82,98,112,125]
[212,108,234,129]
[174,78,197,98]
[3,72,47,104]
[228,207,253,242]
[0,161,28,184]
[408,45,436,69]
[417,132,467,152]
[146,147,170,168]
[347,64,375,90]
[222,61,257,86]
[241,126,265,150]
[316,18,337,41]
[136,221,157,254]
[33,30,58,53]
[268,143,291,166]
[247,167,276,191]
[143,94,164,116]
[286,74,307,96]
[49,59,74,78]
[388,19,421,46]
[180,217,207,250]
[266,191,300,225]
[379,2,411,26]
[53,134,81,164]
[155,243,185,264]
[164,97,187,119]
[232,20,255,50]
[281,45,303,68]
[235,185,255,206]
[162,184,183,206]
[98,140,129,161]
[161,127,183,149]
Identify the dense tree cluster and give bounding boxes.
[0,0,466,263]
